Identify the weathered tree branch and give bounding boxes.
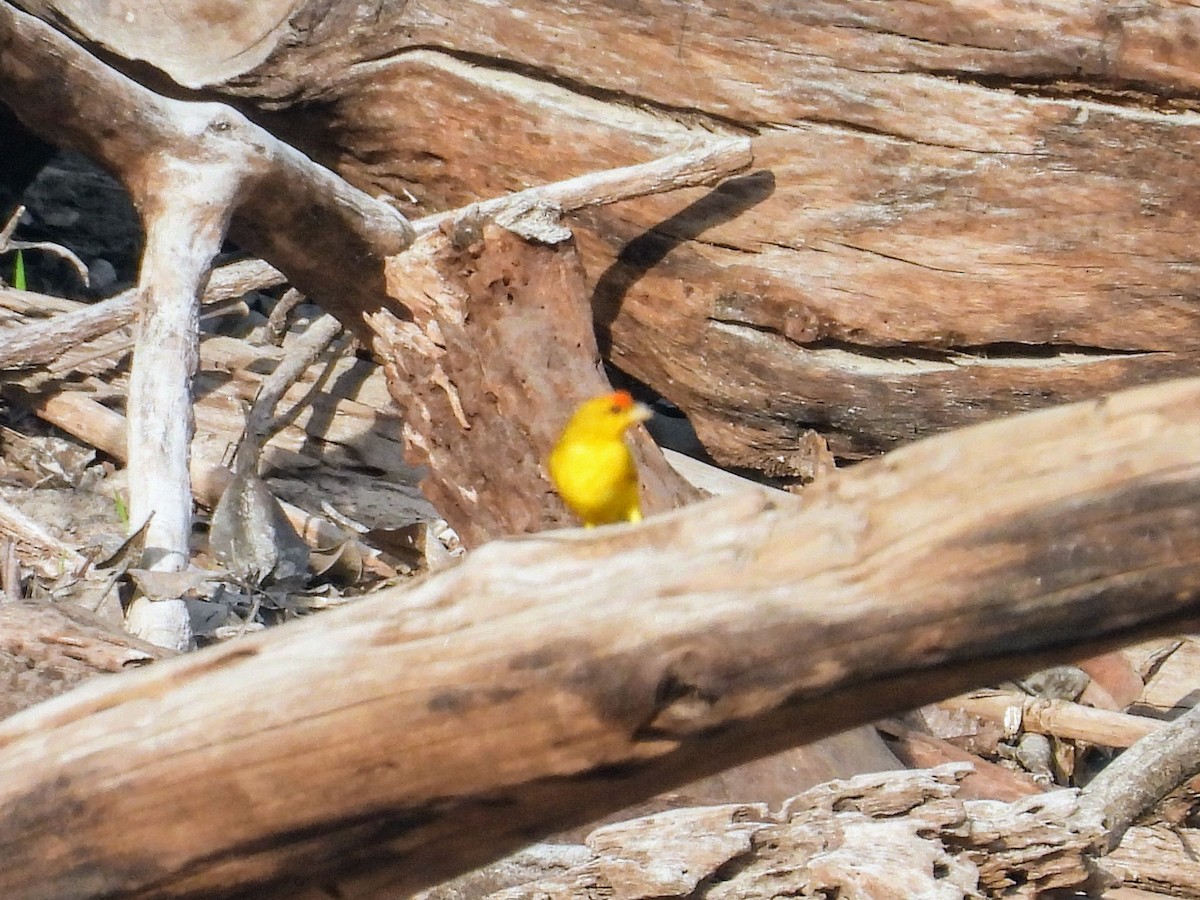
[1072,701,1200,854]
[0,257,283,371]
[0,3,414,646]
[0,377,1198,897]
[0,3,414,334]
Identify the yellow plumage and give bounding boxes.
[548,390,652,527]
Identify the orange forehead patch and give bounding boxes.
[609,390,634,410]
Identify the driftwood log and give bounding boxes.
[0,377,1198,898]
[6,0,1200,472]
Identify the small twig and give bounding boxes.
[6,240,90,287]
[0,257,284,371]
[0,540,21,602]
[234,313,345,475]
[944,690,1162,749]
[2,205,89,287]
[1072,702,1200,853]
[0,206,22,246]
[263,287,305,346]
[415,137,754,236]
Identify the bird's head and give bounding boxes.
[563,390,653,440]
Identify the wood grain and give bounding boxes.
[12,0,1200,468]
[0,376,1198,897]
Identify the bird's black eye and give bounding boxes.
[609,403,623,414]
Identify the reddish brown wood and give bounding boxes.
[14,2,1200,470]
[372,219,697,545]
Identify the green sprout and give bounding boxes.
[113,491,130,528]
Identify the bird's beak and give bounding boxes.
[629,402,653,425]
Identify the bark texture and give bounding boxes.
[14,0,1200,470]
[374,219,697,545]
[0,377,1198,898]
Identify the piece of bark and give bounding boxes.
[1104,887,1196,900]
[1105,825,1200,897]
[1129,638,1200,718]
[0,493,87,578]
[1076,650,1146,711]
[427,768,1197,900]
[0,600,171,721]
[373,217,698,546]
[1,376,1200,897]
[877,718,1044,802]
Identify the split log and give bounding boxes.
[0,377,1199,897]
[12,0,1200,471]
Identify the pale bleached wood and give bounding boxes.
[0,3,411,647]
[1105,825,1200,898]
[233,313,345,475]
[1130,638,1200,717]
[0,2,413,345]
[944,690,1162,749]
[1072,702,1200,854]
[0,494,87,578]
[123,156,242,650]
[0,378,1199,897]
[414,137,754,235]
[0,257,284,372]
[25,390,353,550]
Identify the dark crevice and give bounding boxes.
[706,322,1159,362]
[922,69,1200,114]
[783,116,1038,155]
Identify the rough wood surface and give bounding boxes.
[375,219,698,546]
[418,766,1123,900]
[17,0,1200,470]
[0,601,171,721]
[0,377,1199,897]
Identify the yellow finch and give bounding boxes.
[548,390,653,527]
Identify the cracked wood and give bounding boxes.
[11,1,1200,468]
[0,376,1199,897]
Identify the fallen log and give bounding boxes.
[1,376,1199,898]
[13,0,1200,469]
